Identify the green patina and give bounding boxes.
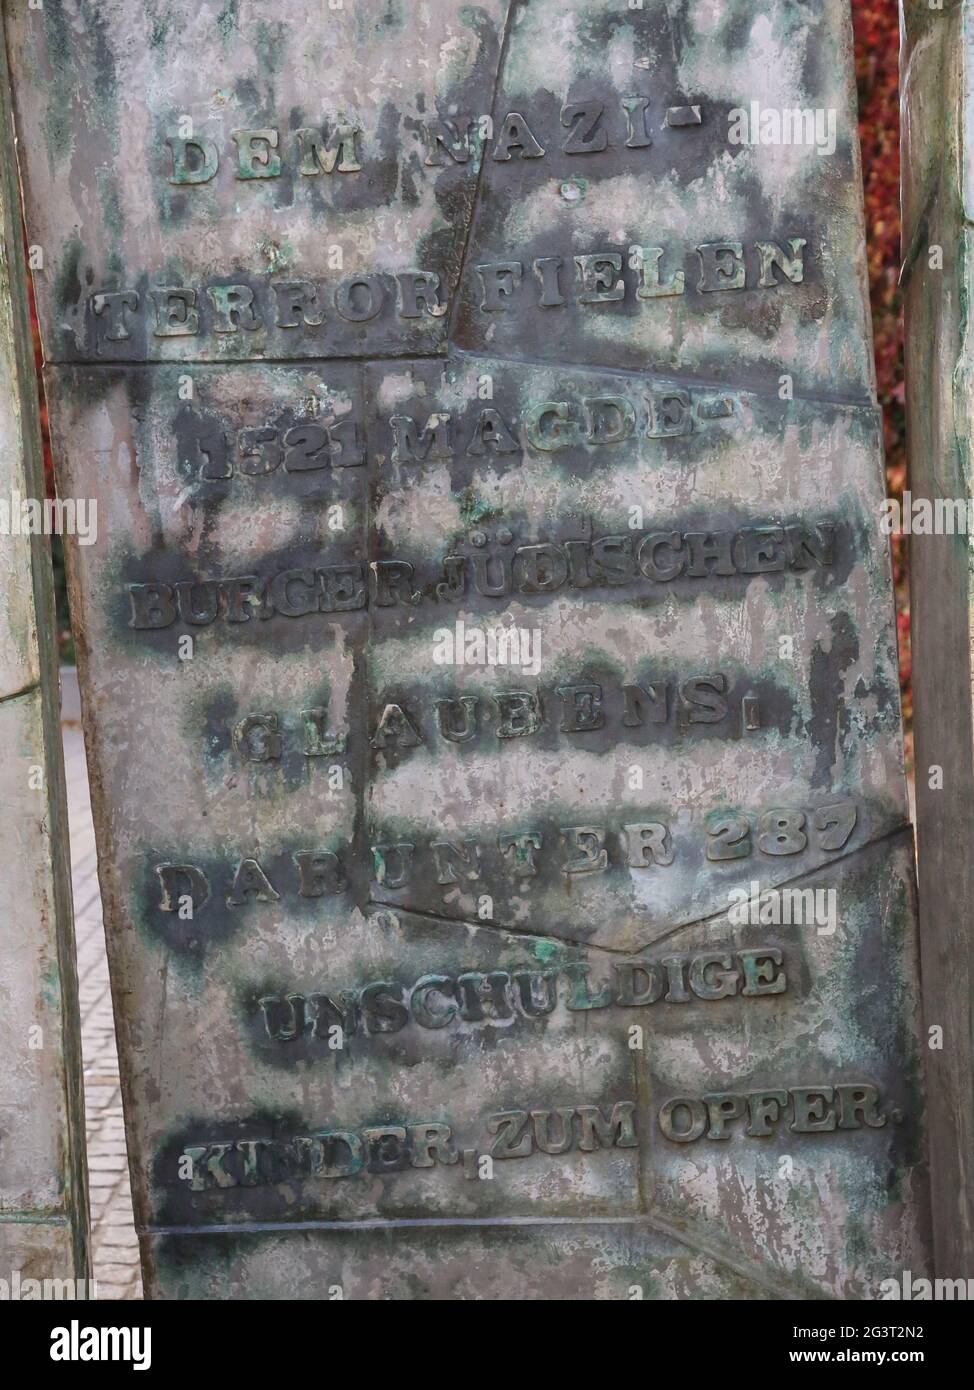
[216,1,240,44]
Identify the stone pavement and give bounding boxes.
[63,720,143,1300]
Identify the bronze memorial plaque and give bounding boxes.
[5,0,931,1297]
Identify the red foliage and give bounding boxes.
[852,0,910,741]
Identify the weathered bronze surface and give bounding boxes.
[6,0,930,1297]
[0,34,89,1286]
[902,0,974,1280]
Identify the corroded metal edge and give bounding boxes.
[0,10,90,1284]
[902,0,974,1282]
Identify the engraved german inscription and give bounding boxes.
[9,0,929,1298]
